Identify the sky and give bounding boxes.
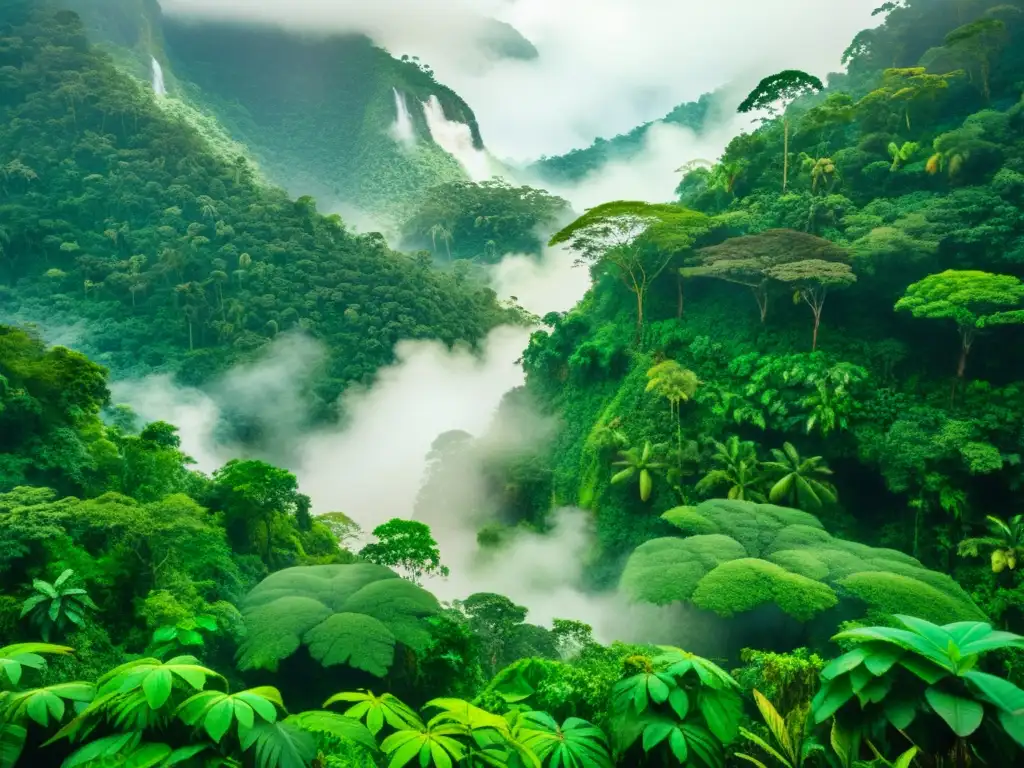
[161,0,883,161]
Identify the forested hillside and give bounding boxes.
[527,92,725,184]
[0,6,523,409]
[3,1,1024,767]
[505,0,1024,623]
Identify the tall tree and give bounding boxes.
[549,201,713,341]
[646,360,699,460]
[895,270,1024,400]
[684,230,848,324]
[738,70,824,192]
[767,259,856,351]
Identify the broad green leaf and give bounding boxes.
[204,698,234,742]
[124,743,172,768]
[0,724,26,768]
[811,676,854,723]
[647,674,671,704]
[924,687,984,737]
[821,647,869,680]
[998,709,1024,748]
[64,733,140,768]
[680,723,723,768]
[668,729,688,763]
[641,720,674,752]
[667,688,689,720]
[193,616,218,631]
[164,744,210,766]
[964,670,1024,713]
[863,644,903,676]
[699,689,741,744]
[898,653,949,684]
[884,696,917,730]
[142,668,172,710]
[153,626,177,643]
[286,711,377,751]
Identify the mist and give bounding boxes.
[160,0,882,160]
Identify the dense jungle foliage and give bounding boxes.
[0,5,525,412]
[3,0,1024,767]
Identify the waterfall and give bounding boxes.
[421,95,493,182]
[151,57,166,97]
[389,88,416,146]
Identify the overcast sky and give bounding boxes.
[162,0,883,161]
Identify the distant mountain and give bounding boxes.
[55,0,504,221]
[527,91,729,185]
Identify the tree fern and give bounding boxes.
[237,564,440,677]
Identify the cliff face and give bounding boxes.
[56,0,493,220]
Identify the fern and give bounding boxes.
[237,564,440,677]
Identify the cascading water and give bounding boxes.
[389,88,416,146]
[421,95,493,182]
[151,57,166,97]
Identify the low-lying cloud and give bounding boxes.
[160,0,882,160]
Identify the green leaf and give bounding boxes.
[647,674,671,704]
[177,629,204,647]
[164,744,210,766]
[0,724,26,768]
[680,723,723,768]
[898,654,949,685]
[667,688,689,720]
[964,670,1024,713]
[998,709,1024,748]
[124,743,172,768]
[249,721,316,768]
[884,695,918,730]
[811,676,854,723]
[193,616,218,632]
[668,729,688,763]
[698,689,741,744]
[153,626,178,643]
[142,668,172,710]
[641,721,674,752]
[863,644,903,676]
[924,687,984,737]
[204,698,235,743]
[821,647,869,680]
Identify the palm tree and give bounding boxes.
[646,360,699,460]
[611,440,667,502]
[799,154,837,194]
[762,442,837,511]
[695,436,766,502]
[888,141,919,171]
[958,514,1024,573]
[20,569,98,641]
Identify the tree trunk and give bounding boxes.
[811,307,821,351]
[634,290,645,344]
[676,273,684,319]
[187,320,193,352]
[782,117,790,193]
[951,329,972,405]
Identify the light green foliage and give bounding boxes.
[733,648,826,715]
[621,500,983,624]
[549,201,717,337]
[515,710,614,768]
[690,558,838,621]
[762,443,838,511]
[236,564,440,676]
[735,689,822,768]
[895,270,1024,384]
[812,616,1024,753]
[959,514,1024,572]
[358,518,449,584]
[19,569,98,642]
[620,535,749,605]
[696,436,766,502]
[610,440,667,502]
[610,647,741,767]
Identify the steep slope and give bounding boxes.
[527,91,728,185]
[483,0,1024,625]
[0,5,522,415]
[54,0,500,220]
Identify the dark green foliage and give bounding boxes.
[237,564,441,677]
[0,8,519,405]
[358,519,450,584]
[399,179,571,262]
